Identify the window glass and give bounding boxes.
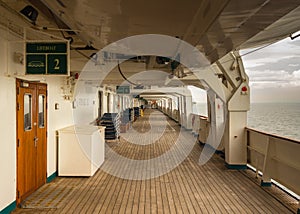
[24,94,32,131]
[38,95,45,128]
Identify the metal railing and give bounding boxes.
[171,111,300,196]
[189,114,300,209]
[246,127,300,197]
[191,113,209,143]
[168,112,300,200]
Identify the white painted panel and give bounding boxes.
[0,28,76,210]
[0,76,16,210]
[46,77,74,176]
[0,32,16,210]
[226,111,248,164]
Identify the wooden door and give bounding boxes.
[36,84,47,188]
[16,79,47,205]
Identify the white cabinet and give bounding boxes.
[57,125,105,176]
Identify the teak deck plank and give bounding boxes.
[12,109,297,214]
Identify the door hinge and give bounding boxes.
[17,139,20,147]
[17,87,20,95]
[17,190,20,198]
[17,103,20,111]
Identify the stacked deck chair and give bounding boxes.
[99,113,120,140]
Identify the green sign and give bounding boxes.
[26,43,67,53]
[26,55,46,74]
[47,54,67,74]
[26,42,68,75]
[116,86,130,94]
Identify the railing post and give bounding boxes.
[261,136,272,187]
[247,129,260,178]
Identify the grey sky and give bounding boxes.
[241,35,300,103]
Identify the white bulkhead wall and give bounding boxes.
[206,90,225,151]
[73,83,133,124]
[178,94,192,130]
[73,82,98,124]
[0,34,16,209]
[0,30,74,210]
[46,77,74,173]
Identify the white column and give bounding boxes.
[185,95,193,130]
[168,97,172,116]
[207,90,217,148]
[179,95,183,125]
[213,51,250,169]
[177,96,182,125]
[206,90,225,151]
[224,83,250,168]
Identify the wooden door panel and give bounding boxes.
[16,79,47,205]
[17,85,37,202]
[36,84,47,187]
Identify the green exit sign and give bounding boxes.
[116,86,130,94]
[26,42,69,75]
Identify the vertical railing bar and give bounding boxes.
[262,135,271,184]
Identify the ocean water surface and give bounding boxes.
[193,102,300,141]
[247,103,300,141]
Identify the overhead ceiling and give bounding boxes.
[1,0,300,91]
[21,0,299,59]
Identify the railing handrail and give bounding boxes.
[246,126,300,198]
[190,113,208,119]
[245,127,300,145]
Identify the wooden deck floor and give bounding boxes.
[13,109,297,214]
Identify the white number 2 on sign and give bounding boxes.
[54,59,60,70]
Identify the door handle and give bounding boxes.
[34,136,39,147]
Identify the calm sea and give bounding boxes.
[193,102,300,141]
[247,103,300,141]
